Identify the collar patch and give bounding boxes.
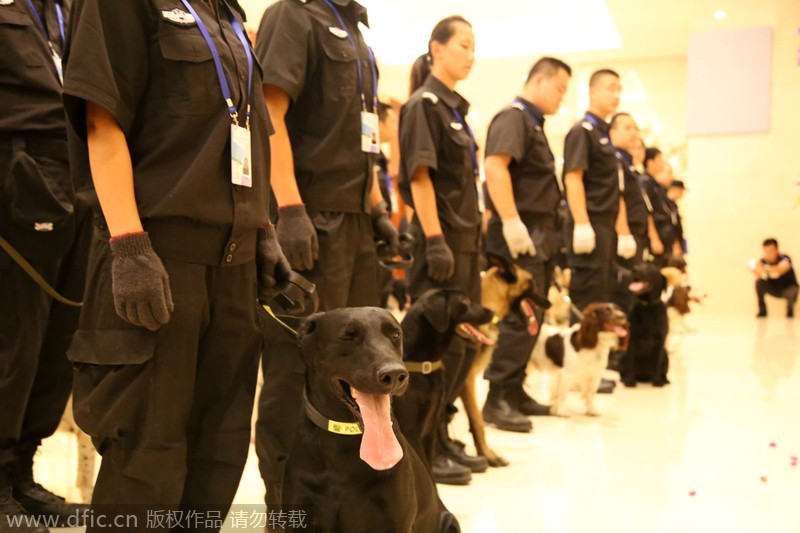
[450,122,464,131]
[0,0,15,6]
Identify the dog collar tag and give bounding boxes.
[450,122,464,131]
[327,420,363,435]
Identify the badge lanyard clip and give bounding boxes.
[320,0,381,154]
[24,0,65,84]
[180,0,255,187]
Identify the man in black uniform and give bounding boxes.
[641,147,676,265]
[1,1,91,529]
[563,69,636,315]
[62,1,288,530]
[254,0,398,506]
[482,57,572,431]
[753,238,799,317]
[666,178,686,257]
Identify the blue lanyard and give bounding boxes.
[513,98,554,162]
[320,0,378,112]
[584,113,612,146]
[180,0,253,126]
[24,0,65,46]
[451,108,479,179]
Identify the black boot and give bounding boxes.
[506,383,551,416]
[481,385,533,433]
[12,450,89,527]
[437,422,488,473]
[1,464,49,533]
[431,455,471,486]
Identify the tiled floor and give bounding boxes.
[37,312,800,532]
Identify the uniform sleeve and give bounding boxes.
[562,123,590,175]
[485,109,527,163]
[255,1,311,103]
[399,98,439,175]
[61,0,150,137]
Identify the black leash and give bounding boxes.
[0,234,82,307]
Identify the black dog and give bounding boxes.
[393,290,494,471]
[623,263,670,387]
[283,308,459,533]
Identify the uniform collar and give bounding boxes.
[516,97,545,125]
[424,75,470,115]
[585,111,610,135]
[318,0,369,27]
[616,148,633,166]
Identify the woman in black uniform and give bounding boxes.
[61,1,290,530]
[397,15,484,485]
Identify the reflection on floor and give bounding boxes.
[37,313,800,532]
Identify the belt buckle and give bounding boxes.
[421,361,433,374]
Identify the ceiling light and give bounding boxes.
[714,10,727,19]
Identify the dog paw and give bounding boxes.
[486,454,510,468]
[586,409,600,417]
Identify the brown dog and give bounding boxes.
[460,255,549,467]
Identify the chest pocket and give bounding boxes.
[318,28,358,101]
[441,120,475,179]
[0,7,45,67]
[156,25,219,115]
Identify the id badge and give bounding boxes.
[230,124,252,187]
[361,111,380,154]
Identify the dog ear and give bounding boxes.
[578,305,600,349]
[660,267,683,288]
[485,252,517,284]
[422,291,453,333]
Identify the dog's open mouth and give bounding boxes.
[604,323,629,337]
[456,323,495,345]
[628,281,648,294]
[338,380,403,471]
[520,298,540,336]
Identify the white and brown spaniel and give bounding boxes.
[529,303,629,416]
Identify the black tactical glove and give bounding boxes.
[257,224,292,303]
[425,234,455,283]
[276,204,319,272]
[372,201,400,256]
[109,232,173,331]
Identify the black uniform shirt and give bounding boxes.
[0,0,71,136]
[616,149,648,238]
[761,254,799,291]
[62,0,272,266]
[398,75,480,251]
[640,172,672,228]
[563,111,620,220]
[255,0,376,214]
[484,98,560,222]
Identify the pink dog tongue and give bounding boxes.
[613,326,628,337]
[354,390,403,471]
[521,299,539,336]
[629,281,645,292]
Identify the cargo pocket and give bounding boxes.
[67,328,157,448]
[1,150,75,258]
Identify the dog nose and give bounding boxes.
[377,364,409,393]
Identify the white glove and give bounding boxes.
[502,216,536,259]
[617,234,637,259]
[572,223,596,255]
